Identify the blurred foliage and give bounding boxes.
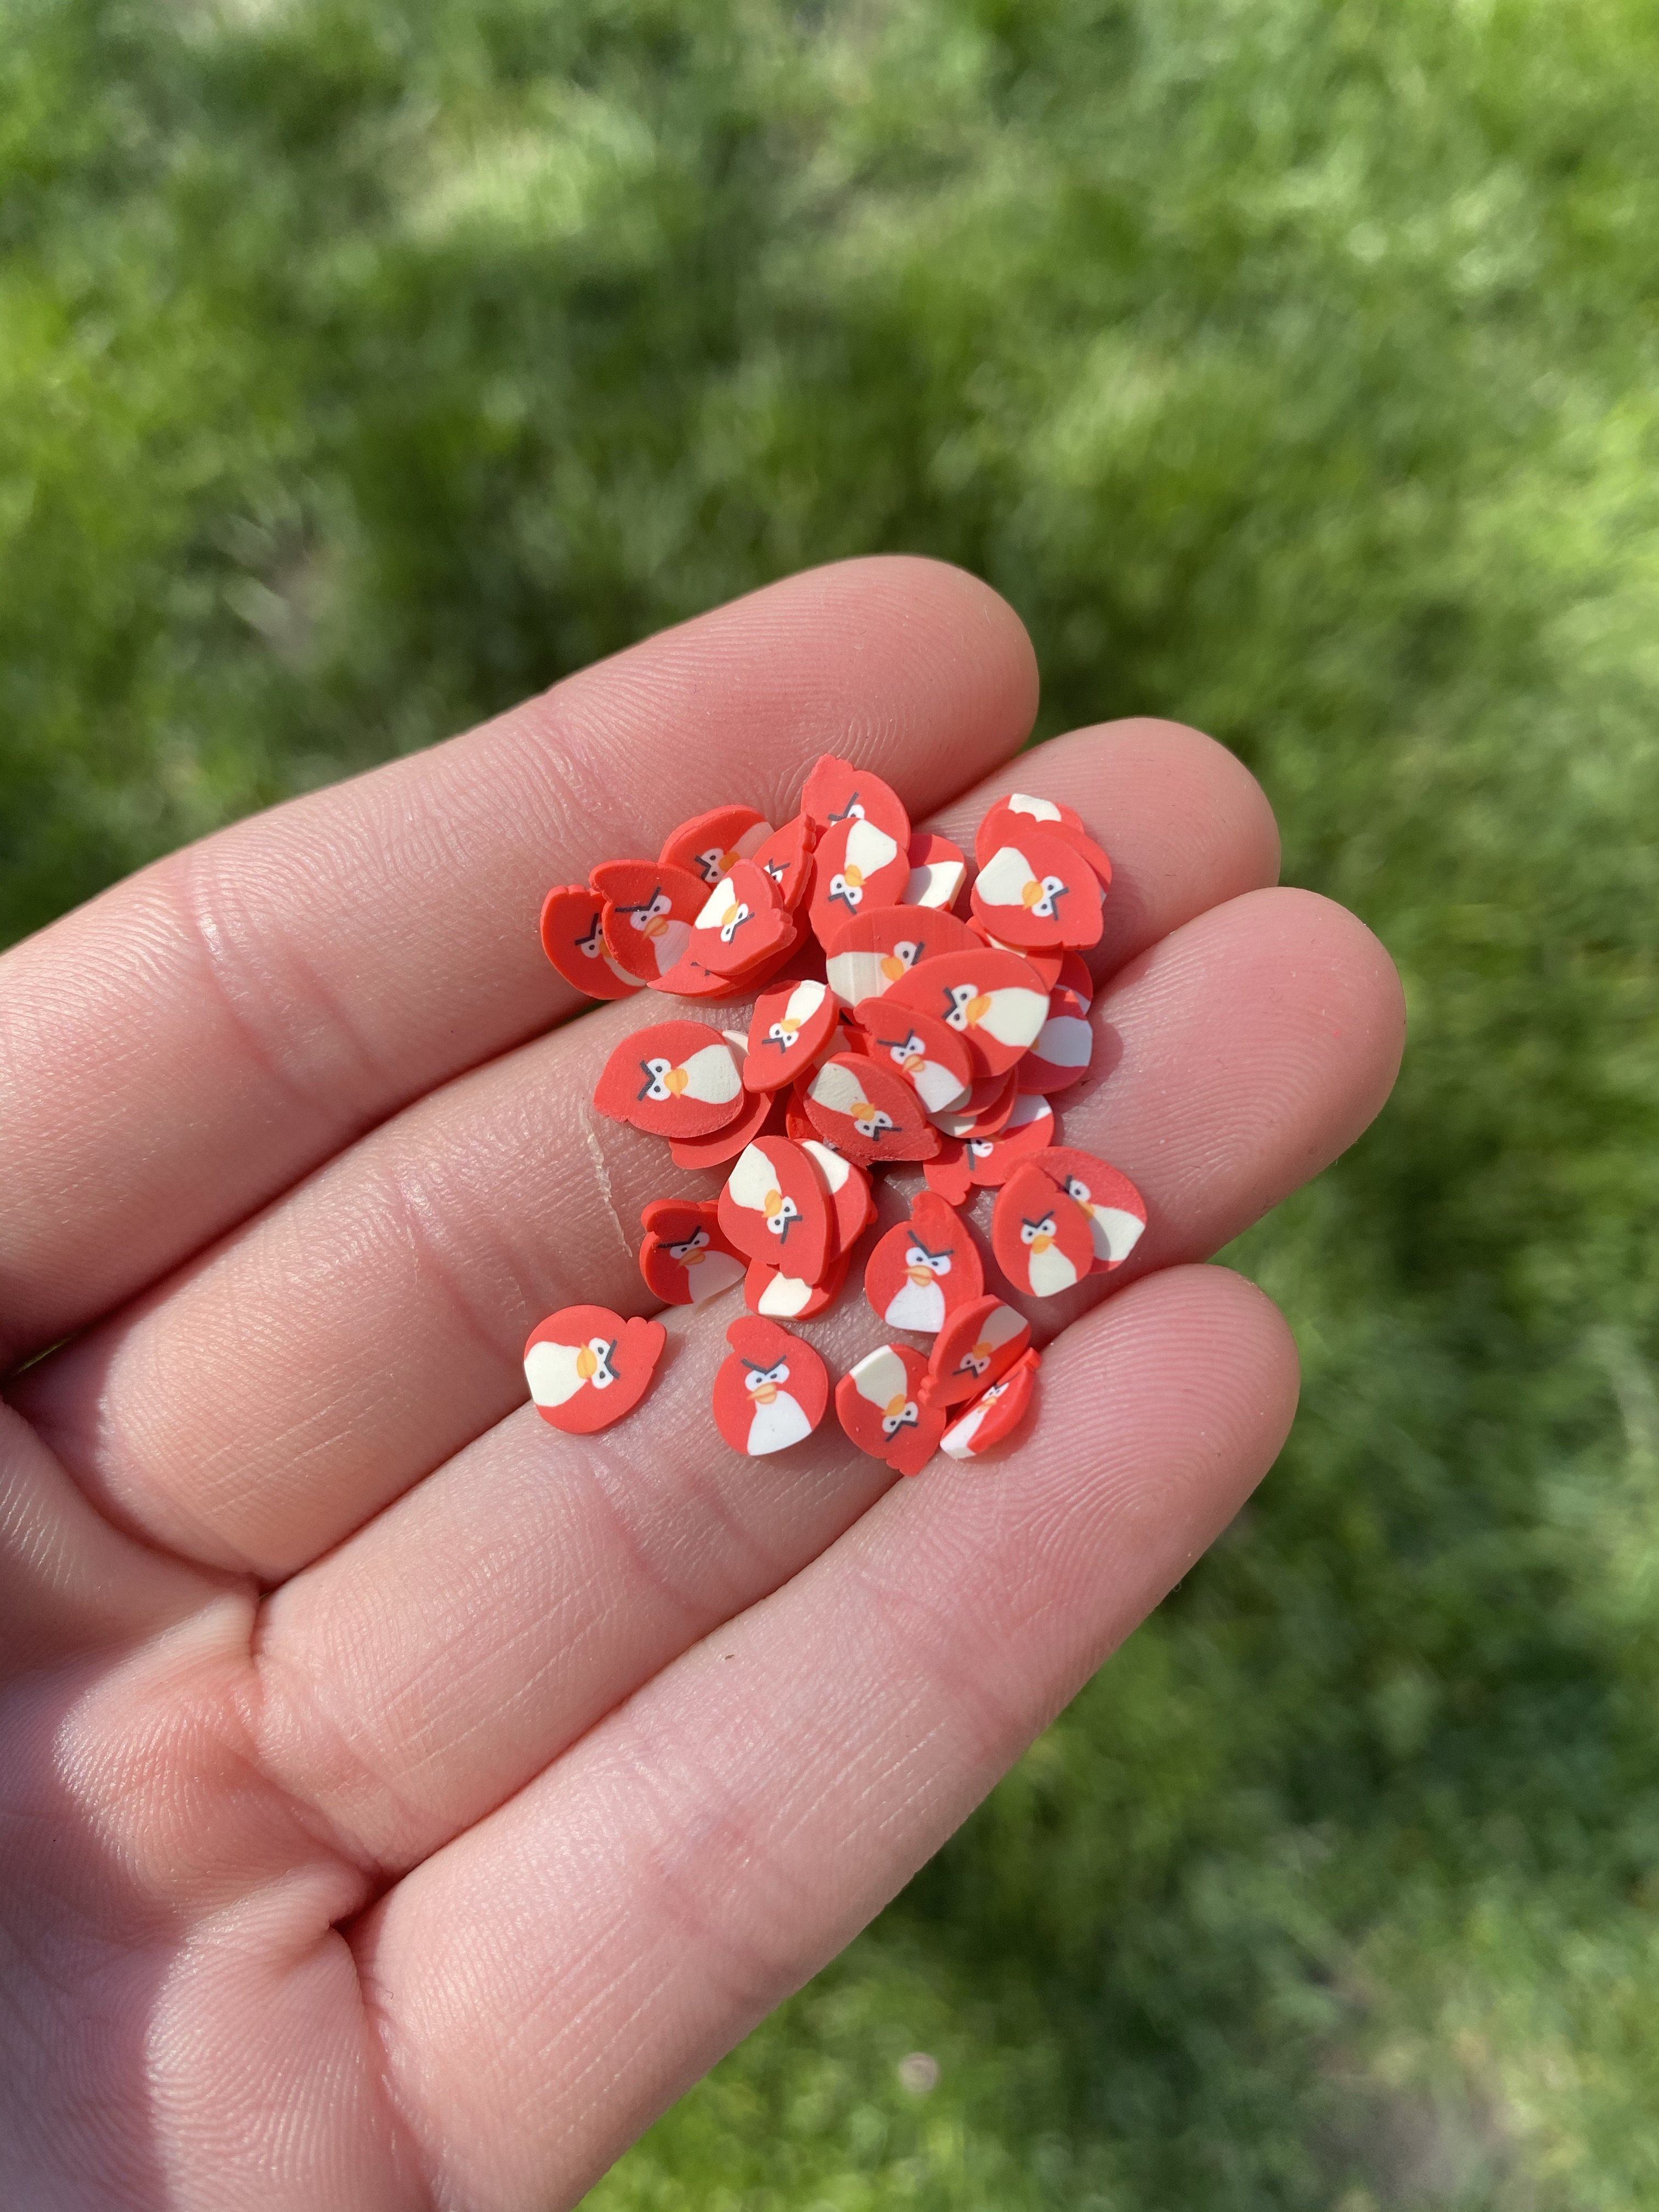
[5,0,1659,2201]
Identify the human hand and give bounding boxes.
[0,559,1403,2210]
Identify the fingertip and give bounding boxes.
[794,554,1041,778]
[1095,716,1282,891]
[1248,885,1407,1141]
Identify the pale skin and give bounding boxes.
[0,558,1404,2211]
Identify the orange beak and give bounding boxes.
[753,1383,779,1405]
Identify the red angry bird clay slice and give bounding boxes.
[923,1137,974,1207]
[523,1305,665,1434]
[665,859,795,985]
[743,976,840,1092]
[977,793,1113,891]
[799,1137,874,1258]
[965,1093,1056,1186]
[667,1081,781,1170]
[939,1348,1040,1462]
[1056,949,1095,1006]
[716,1136,833,1283]
[823,905,980,1008]
[637,1199,747,1306]
[800,756,911,843]
[1021,985,1095,1094]
[539,884,641,1002]
[883,948,1049,1079]
[802,1053,940,1166]
[970,822,1104,952]
[659,805,772,886]
[992,1162,1097,1298]
[712,1316,830,1455]
[591,859,709,984]
[974,932,1064,993]
[744,1246,850,1320]
[850,995,973,1116]
[929,1066,1019,1141]
[864,1192,984,1335]
[927,1295,1033,1408]
[904,831,968,911]
[836,1343,944,1476]
[750,814,816,910]
[594,1021,744,1139]
[1030,1147,1148,1272]
[808,815,911,944]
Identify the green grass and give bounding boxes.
[6,0,1659,2201]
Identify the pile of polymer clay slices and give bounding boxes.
[521,756,1147,1472]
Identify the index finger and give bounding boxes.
[0,557,1036,1365]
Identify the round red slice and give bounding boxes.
[637,1199,747,1306]
[904,831,968,911]
[662,859,794,985]
[799,1137,874,1259]
[976,794,1113,892]
[593,1021,744,1138]
[1021,985,1095,1094]
[807,814,912,946]
[835,1343,944,1476]
[864,1193,984,1336]
[802,1053,940,1166]
[523,1305,665,1435]
[939,1348,1041,1461]
[743,976,840,1091]
[667,1083,782,1170]
[716,1136,833,1282]
[539,884,641,1002]
[973,929,1064,993]
[783,1082,821,1150]
[659,805,771,886]
[929,1066,1019,1141]
[883,948,1050,1079]
[750,814,817,910]
[823,905,980,1008]
[800,755,910,843]
[592,859,710,983]
[923,1137,974,1207]
[1057,949,1095,1006]
[850,995,973,1116]
[744,1246,850,1321]
[991,1163,1097,1299]
[1028,1147,1148,1272]
[712,1316,830,1454]
[926,1295,1033,1409]
[966,1094,1057,1186]
[970,822,1104,951]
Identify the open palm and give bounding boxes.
[0,560,1402,2211]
